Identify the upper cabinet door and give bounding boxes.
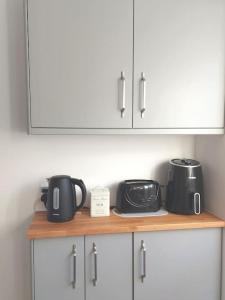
[27,0,133,129]
[133,0,225,129]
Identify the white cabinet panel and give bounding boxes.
[85,233,132,300]
[28,0,133,128]
[134,228,221,300]
[134,0,225,129]
[27,0,225,133]
[33,237,84,300]
[31,229,222,300]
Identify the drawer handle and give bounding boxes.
[141,240,146,282]
[119,71,126,118]
[194,193,201,215]
[92,243,98,286]
[140,72,146,118]
[72,245,76,289]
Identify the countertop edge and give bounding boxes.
[27,210,225,240]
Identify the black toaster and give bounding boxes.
[116,180,161,213]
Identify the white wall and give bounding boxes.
[196,135,225,300]
[196,135,225,218]
[0,1,195,300]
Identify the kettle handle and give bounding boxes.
[41,193,48,207]
[71,178,87,210]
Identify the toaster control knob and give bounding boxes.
[53,187,60,210]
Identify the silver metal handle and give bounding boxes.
[72,245,76,289]
[53,187,59,210]
[194,193,201,215]
[140,72,146,118]
[141,240,146,282]
[119,71,126,118]
[93,243,98,286]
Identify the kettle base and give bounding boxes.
[47,215,74,223]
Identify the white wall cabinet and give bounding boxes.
[27,0,133,130]
[133,0,225,130]
[26,0,225,134]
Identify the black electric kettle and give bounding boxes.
[42,175,87,222]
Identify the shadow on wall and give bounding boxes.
[1,179,39,300]
[6,0,27,132]
[0,216,32,300]
[155,161,168,184]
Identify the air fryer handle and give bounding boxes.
[193,192,201,215]
[71,178,87,210]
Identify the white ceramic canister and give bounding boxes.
[90,187,110,217]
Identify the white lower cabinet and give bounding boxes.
[32,229,221,300]
[85,234,132,300]
[33,236,85,300]
[134,229,221,300]
[32,233,132,300]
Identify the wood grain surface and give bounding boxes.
[27,208,225,240]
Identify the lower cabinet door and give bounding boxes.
[134,229,221,300]
[33,237,84,300]
[85,233,132,300]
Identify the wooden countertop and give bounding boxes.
[27,208,225,240]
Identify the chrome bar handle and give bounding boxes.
[72,245,76,289]
[119,71,126,118]
[194,193,201,215]
[141,240,146,283]
[93,243,98,286]
[140,72,146,118]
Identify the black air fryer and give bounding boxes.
[166,159,204,215]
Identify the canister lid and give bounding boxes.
[90,186,110,194]
[170,159,201,168]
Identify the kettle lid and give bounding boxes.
[170,159,201,168]
[50,175,71,180]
